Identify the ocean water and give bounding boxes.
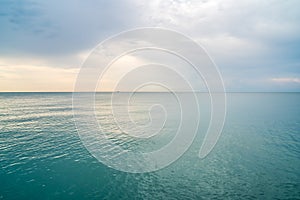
[0,92,299,199]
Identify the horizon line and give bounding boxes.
[0,91,299,93]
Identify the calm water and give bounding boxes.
[0,93,299,199]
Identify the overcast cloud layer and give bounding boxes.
[0,0,299,91]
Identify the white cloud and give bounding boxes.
[271,78,300,84]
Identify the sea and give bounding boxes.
[0,92,299,199]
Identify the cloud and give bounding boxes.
[0,0,141,56]
[0,0,299,91]
[271,78,300,84]
[133,0,300,61]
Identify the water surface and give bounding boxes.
[0,92,299,199]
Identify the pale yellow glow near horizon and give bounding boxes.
[0,56,142,92]
[0,65,79,92]
[1,58,298,92]
[0,50,100,92]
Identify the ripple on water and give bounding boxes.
[0,93,299,199]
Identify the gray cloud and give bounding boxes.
[0,0,141,56]
[0,0,299,91]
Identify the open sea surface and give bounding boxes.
[0,92,299,199]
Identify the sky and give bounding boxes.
[0,0,299,92]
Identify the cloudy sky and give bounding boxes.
[0,0,299,92]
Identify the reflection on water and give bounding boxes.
[0,92,299,199]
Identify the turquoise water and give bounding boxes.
[0,93,299,199]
